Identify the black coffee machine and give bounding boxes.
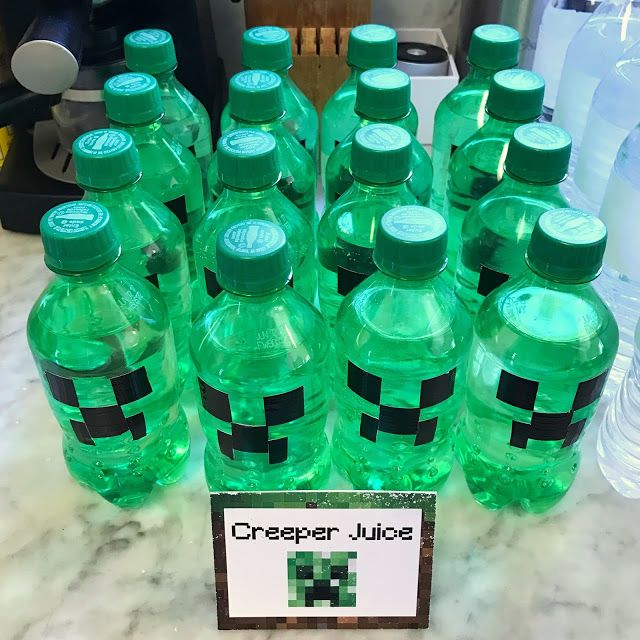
[0,0,225,233]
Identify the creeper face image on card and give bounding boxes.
[288,551,357,608]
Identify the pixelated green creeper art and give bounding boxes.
[288,551,357,607]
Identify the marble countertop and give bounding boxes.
[2,226,640,640]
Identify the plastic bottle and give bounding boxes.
[553,0,640,163]
[103,72,205,279]
[324,68,432,207]
[332,205,470,490]
[124,29,213,196]
[430,24,520,213]
[208,70,316,230]
[193,129,315,315]
[320,24,408,178]
[72,129,192,381]
[317,123,418,327]
[597,317,640,498]
[595,123,640,385]
[457,208,618,513]
[191,219,330,491]
[455,123,571,316]
[566,41,640,212]
[220,26,318,164]
[27,201,190,508]
[443,69,545,279]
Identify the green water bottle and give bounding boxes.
[72,128,192,381]
[124,29,213,197]
[324,68,432,207]
[208,70,316,229]
[321,24,411,178]
[456,208,618,513]
[193,129,315,314]
[220,26,318,163]
[332,205,470,490]
[103,72,205,278]
[431,24,520,213]
[455,123,572,316]
[27,201,190,508]
[317,123,418,327]
[191,219,331,490]
[444,69,545,278]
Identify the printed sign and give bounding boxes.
[210,490,436,629]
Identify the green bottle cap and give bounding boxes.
[243,26,292,71]
[486,69,544,121]
[505,123,572,184]
[347,24,397,70]
[468,24,520,71]
[355,68,411,120]
[73,129,142,190]
[228,70,285,123]
[40,201,120,273]
[526,208,607,283]
[351,123,412,185]
[374,205,448,279]
[103,72,163,125]
[217,129,279,190]
[216,219,291,295]
[124,29,178,75]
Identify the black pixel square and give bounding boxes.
[80,405,128,439]
[70,419,95,446]
[166,194,188,224]
[530,411,573,441]
[347,361,382,405]
[111,367,152,405]
[231,423,269,453]
[268,437,288,464]
[572,370,609,411]
[477,265,510,297]
[264,387,304,426]
[198,378,232,422]
[420,369,456,408]
[217,430,234,459]
[562,418,586,448]
[509,421,531,448]
[204,267,222,299]
[497,370,539,410]
[337,266,369,296]
[145,273,160,288]
[377,405,420,435]
[126,413,147,440]
[415,417,438,446]
[359,413,379,442]
[45,371,79,407]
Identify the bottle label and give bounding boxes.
[494,367,610,450]
[165,194,188,225]
[198,378,305,464]
[41,364,153,445]
[320,239,376,297]
[141,241,183,290]
[477,264,510,297]
[345,360,457,446]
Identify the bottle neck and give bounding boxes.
[481,113,530,133]
[111,118,164,142]
[356,111,412,128]
[220,182,280,199]
[154,69,178,89]
[53,259,121,284]
[523,264,599,292]
[465,62,498,83]
[375,269,443,289]
[83,178,141,203]
[229,117,283,134]
[351,178,412,196]
[495,173,565,197]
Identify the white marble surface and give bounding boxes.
[2,226,640,640]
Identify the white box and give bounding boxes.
[395,28,460,146]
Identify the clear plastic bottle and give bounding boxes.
[193,129,315,315]
[332,205,471,490]
[103,72,205,279]
[457,208,618,513]
[27,201,190,508]
[191,219,331,491]
[455,122,571,316]
[430,24,520,213]
[566,41,640,212]
[324,68,432,207]
[73,129,192,382]
[320,24,409,178]
[597,317,640,498]
[553,0,640,163]
[595,123,640,385]
[443,69,545,279]
[220,26,318,164]
[317,123,419,328]
[124,29,213,197]
[208,70,316,230]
